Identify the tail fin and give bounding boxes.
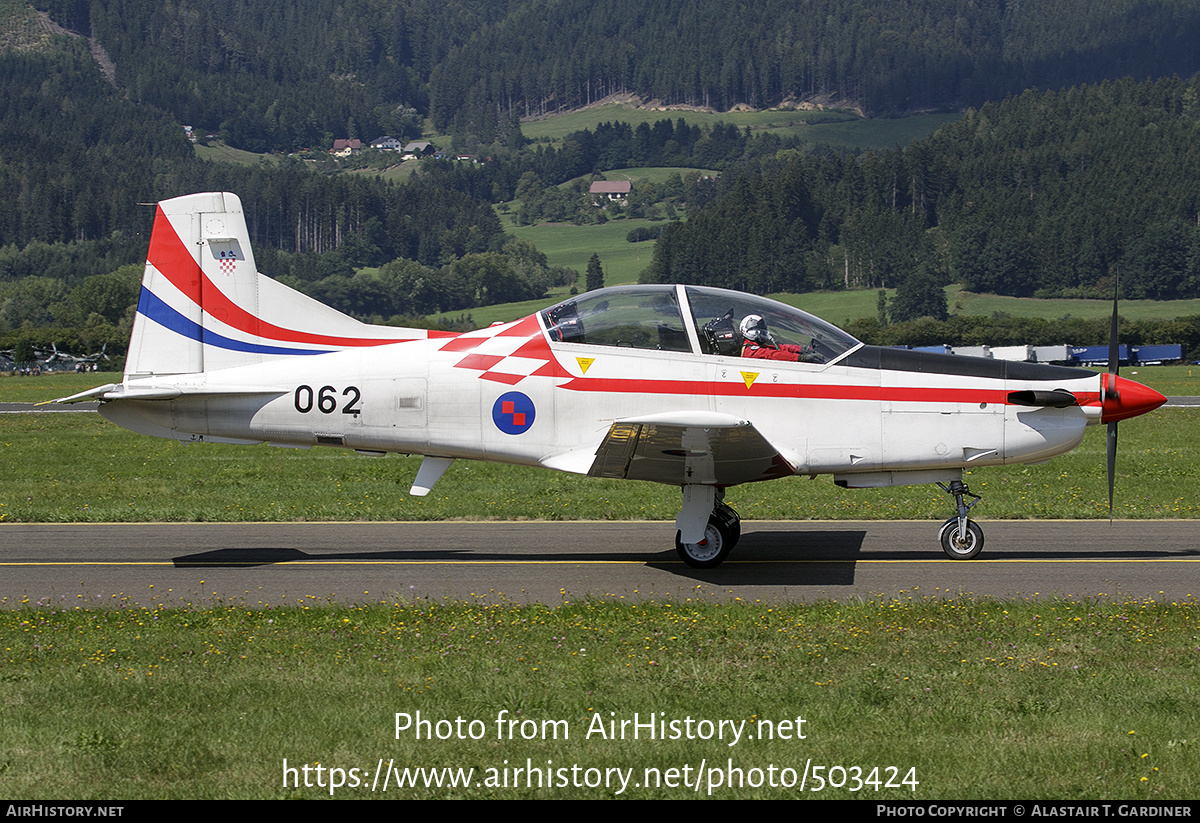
[125,192,432,379]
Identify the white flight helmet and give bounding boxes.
[739,314,774,346]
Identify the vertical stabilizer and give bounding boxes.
[124,192,433,380]
[125,192,222,377]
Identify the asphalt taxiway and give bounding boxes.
[3,401,1197,607]
[2,520,1197,607]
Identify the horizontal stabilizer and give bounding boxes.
[55,382,285,404]
[48,384,119,404]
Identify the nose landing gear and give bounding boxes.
[936,479,984,560]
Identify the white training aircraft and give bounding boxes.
[56,192,1167,567]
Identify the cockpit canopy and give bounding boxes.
[540,284,860,364]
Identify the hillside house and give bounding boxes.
[370,135,403,151]
[590,180,631,203]
[403,141,435,158]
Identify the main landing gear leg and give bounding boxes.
[675,487,741,569]
[935,479,984,560]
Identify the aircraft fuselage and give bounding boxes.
[102,316,1107,485]
[67,193,1166,568]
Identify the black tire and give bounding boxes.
[676,511,737,569]
[715,502,741,544]
[938,517,984,560]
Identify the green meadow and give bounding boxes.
[192,141,282,166]
[3,373,1199,800]
[520,104,960,151]
[520,104,858,141]
[1,595,1197,798]
[498,210,664,287]
[2,369,1197,524]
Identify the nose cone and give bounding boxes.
[1101,374,1168,423]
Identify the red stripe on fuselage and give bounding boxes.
[453,318,1097,409]
[146,206,441,348]
[557,375,1014,405]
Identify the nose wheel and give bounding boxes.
[936,480,984,560]
[938,516,984,560]
[675,503,740,568]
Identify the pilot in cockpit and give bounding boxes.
[739,314,821,362]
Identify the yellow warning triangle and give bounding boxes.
[740,371,759,388]
[577,357,595,374]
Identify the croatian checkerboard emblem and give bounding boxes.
[492,391,536,435]
[214,247,241,276]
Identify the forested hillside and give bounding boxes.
[7,0,1200,360]
[646,78,1200,303]
[0,3,513,352]
[33,0,1200,151]
[432,0,1200,133]
[36,0,510,151]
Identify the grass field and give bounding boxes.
[486,164,709,307]
[521,104,860,140]
[3,408,1195,524]
[947,289,1200,324]
[597,166,721,185]
[193,141,282,166]
[343,160,419,183]
[520,104,961,151]
[3,376,1198,800]
[430,213,666,326]
[2,595,1197,798]
[500,211,663,280]
[2,369,1197,524]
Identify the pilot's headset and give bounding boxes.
[739,314,775,347]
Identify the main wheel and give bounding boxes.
[938,517,984,560]
[715,502,741,544]
[676,512,738,569]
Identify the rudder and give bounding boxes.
[125,192,420,379]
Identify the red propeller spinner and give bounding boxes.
[1100,373,1167,423]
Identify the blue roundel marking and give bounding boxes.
[492,391,536,435]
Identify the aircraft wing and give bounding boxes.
[544,411,797,486]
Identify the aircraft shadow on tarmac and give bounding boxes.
[172,530,870,586]
[170,529,1200,587]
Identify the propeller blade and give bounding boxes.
[1105,272,1120,522]
[1107,421,1117,522]
[1107,274,1120,400]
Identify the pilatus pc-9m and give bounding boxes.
[57,193,1166,568]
